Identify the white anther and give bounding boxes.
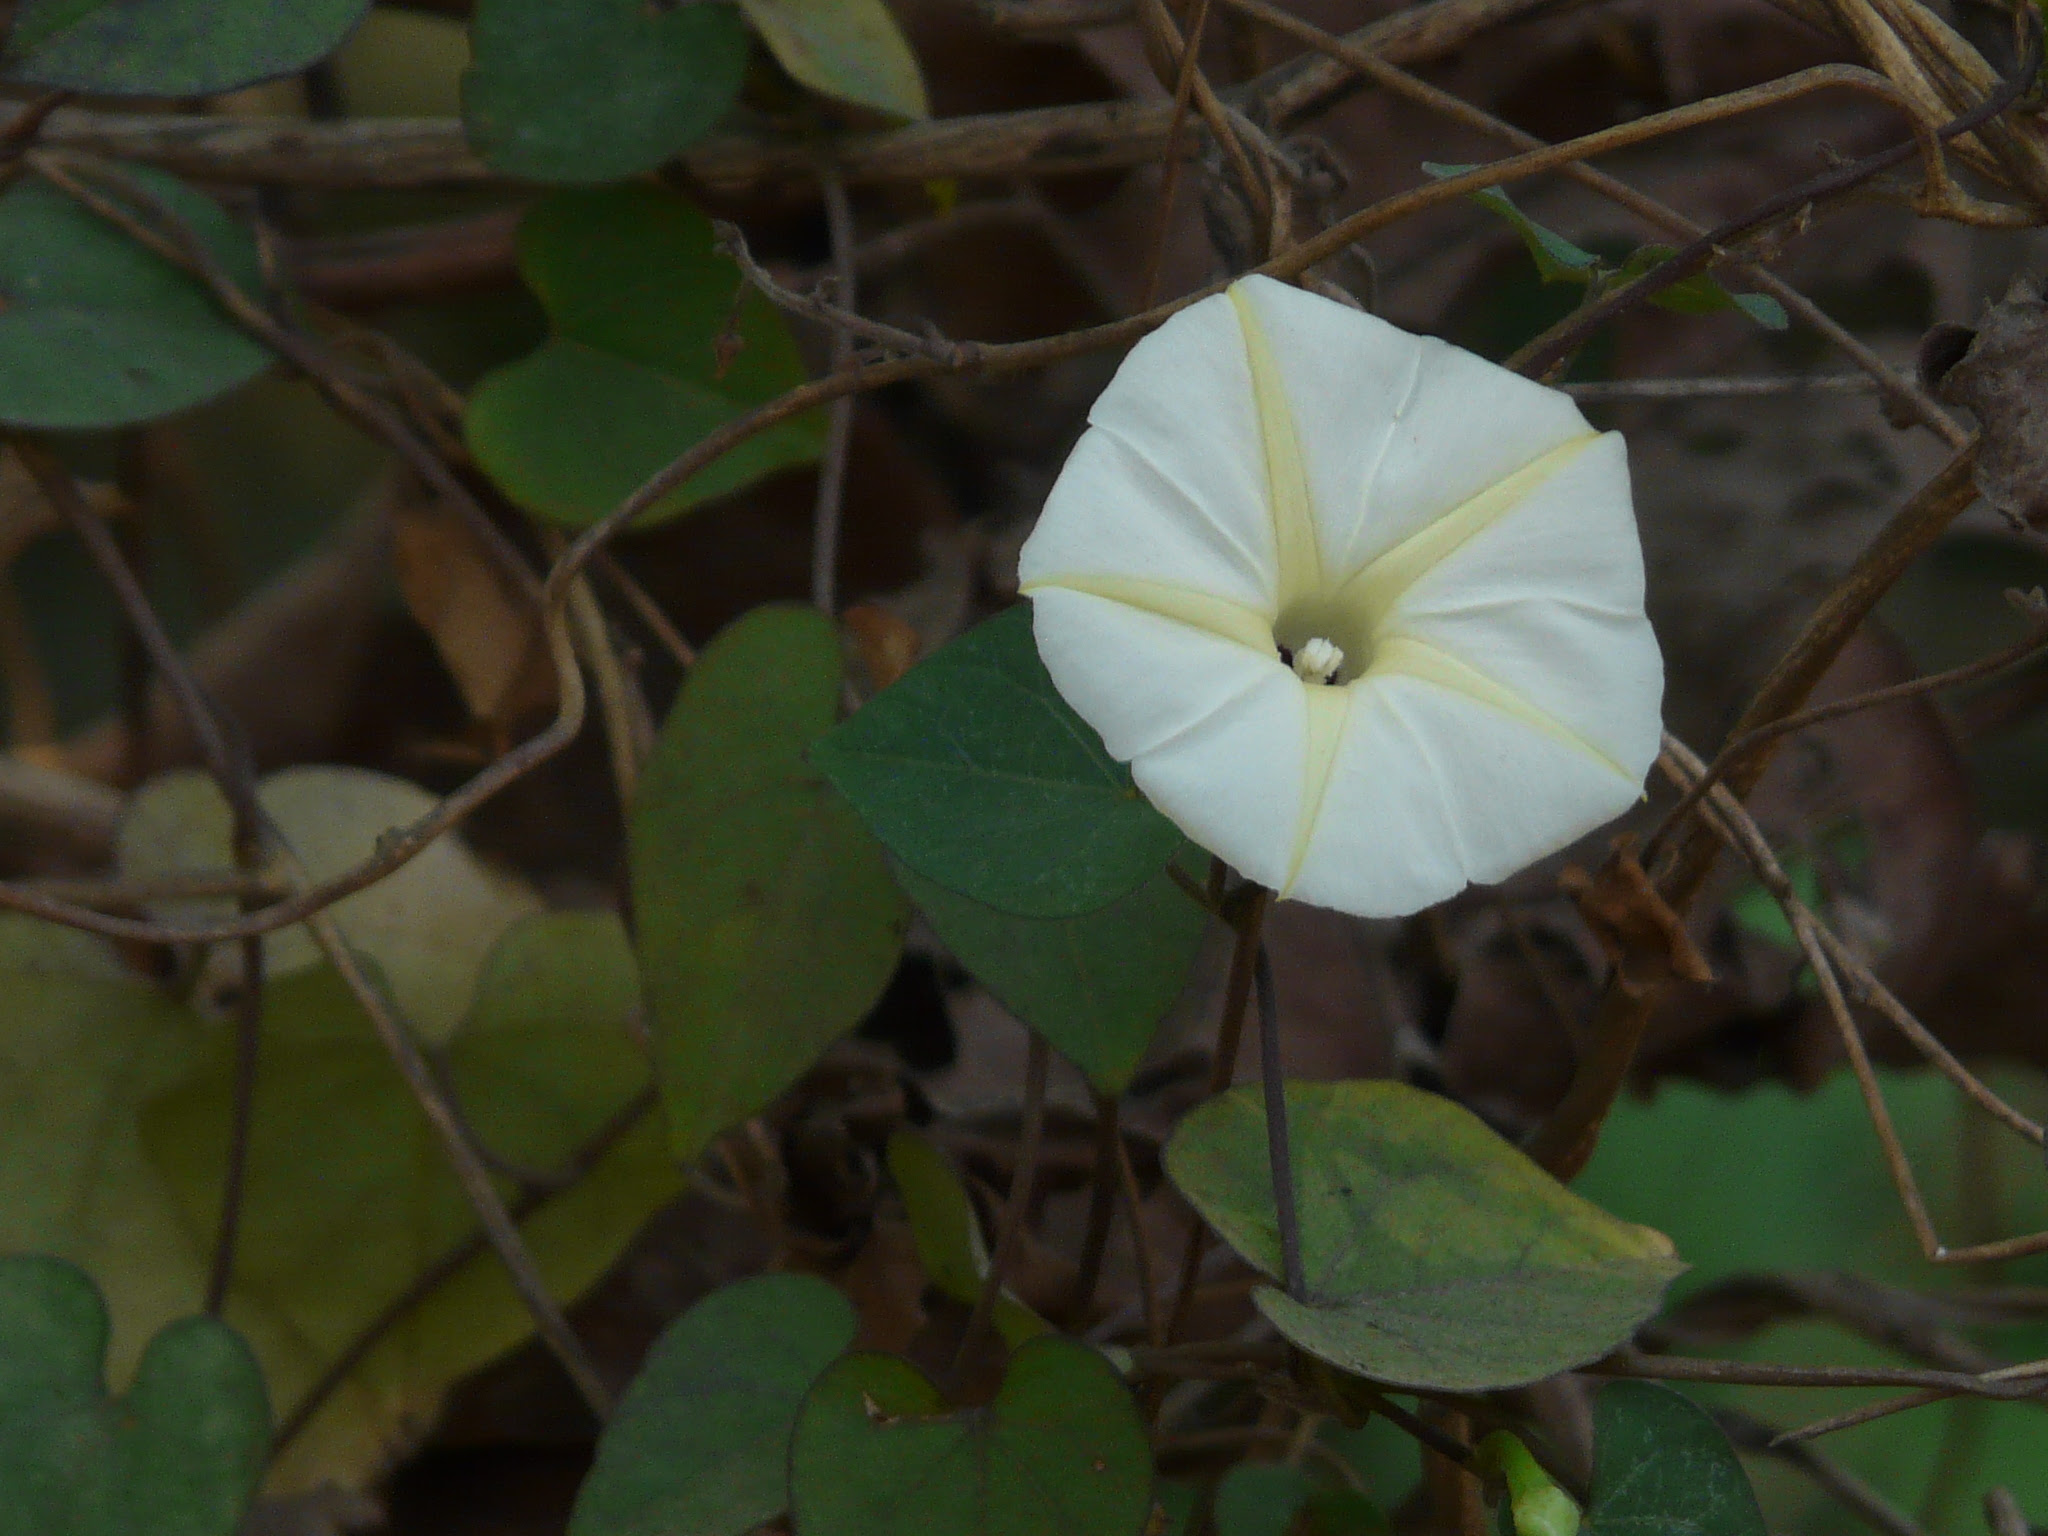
[1291,636,1344,684]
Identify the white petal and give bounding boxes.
[1288,671,1639,914]
[1277,679,1465,916]
[1382,432,1662,782]
[1226,274,1593,582]
[1029,588,1302,889]
[1020,290,1276,608]
[1019,428,1273,611]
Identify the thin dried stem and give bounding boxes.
[590,548,696,670]
[1219,0,1967,441]
[1716,1409,1930,1536]
[206,934,264,1316]
[1589,1349,2048,1398]
[1562,374,1889,402]
[956,1031,1052,1366]
[1651,615,2048,856]
[1507,16,2044,379]
[1254,940,1304,1300]
[12,439,614,1423]
[1164,884,1271,1346]
[270,1089,653,1458]
[1140,0,1218,307]
[1112,1103,1165,1348]
[811,168,858,616]
[1067,1095,1122,1322]
[3,0,1560,194]
[1527,445,1982,1180]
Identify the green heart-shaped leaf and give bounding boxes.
[1585,1383,1766,1536]
[632,604,907,1165]
[790,1338,1153,1536]
[814,606,1185,919]
[463,0,749,183]
[1165,1080,1685,1392]
[0,167,270,429]
[895,846,1206,1094]
[5,0,369,95]
[0,1255,269,1536]
[572,1274,857,1536]
[466,187,822,528]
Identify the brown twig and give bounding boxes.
[271,1088,655,1458]
[1067,1095,1122,1323]
[10,439,614,1422]
[1715,1409,1930,1536]
[4,0,1560,194]
[956,1031,1052,1366]
[1112,1101,1165,1349]
[1561,373,1890,402]
[1253,940,1304,1300]
[1164,883,1272,1346]
[1139,0,1218,307]
[1507,12,2045,379]
[1588,1350,2048,1398]
[1216,0,1967,441]
[1658,733,2048,1259]
[811,168,858,617]
[1650,615,2048,857]
[1525,445,1982,1180]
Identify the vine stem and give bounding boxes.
[10,437,615,1424]
[1066,1095,1121,1322]
[1164,881,1271,1345]
[810,165,856,617]
[955,1030,1051,1367]
[1253,939,1304,1300]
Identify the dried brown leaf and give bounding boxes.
[391,498,554,728]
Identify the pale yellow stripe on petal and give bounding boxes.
[1373,633,1631,780]
[1336,432,1598,629]
[1227,283,1322,607]
[1021,574,1276,653]
[1281,683,1352,895]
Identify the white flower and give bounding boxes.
[1017,275,1663,919]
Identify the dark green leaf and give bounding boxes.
[1164,1080,1685,1392]
[631,604,907,1164]
[0,168,270,429]
[1213,1464,1313,1536]
[1585,1383,1766,1536]
[813,606,1184,919]
[895,846,1207,1094]
[6,0,368,95]
[789,1338,1153,1536]
[1422,163,1598,285]
[466,187,821,528]
[0,1255,269,1536]
[463,0,749,183]
[571,1275,856,1536]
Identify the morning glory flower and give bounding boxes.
[1017,275,1662,919]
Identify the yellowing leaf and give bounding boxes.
[118,766,540,1044]
[143,913,677,1493]
[738,0,929,120]
[1166,1080,1684,1392]
[0,909,677,1499]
